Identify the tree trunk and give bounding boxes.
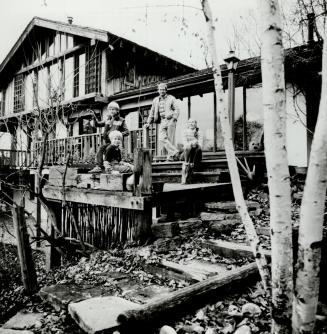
[292,33,327,334]
[200,0,270,292]
[258,1,294,333]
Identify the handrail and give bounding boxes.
[0,149,30,168]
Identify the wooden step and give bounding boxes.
[152,171,221,184]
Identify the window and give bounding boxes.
[85,46,101,94]
[139,106,157,156]
[14,74,25,113]
[73,55,79,97]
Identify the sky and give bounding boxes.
[0,0,265,69]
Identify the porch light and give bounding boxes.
[224,50,240,71]
[224,50,240,145]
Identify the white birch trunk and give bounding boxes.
[292,34,327,334]
[258,1,294,333]
[201,0,271,292]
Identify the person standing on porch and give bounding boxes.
[144,83,180,161]
[89,101,129,173]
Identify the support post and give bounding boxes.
[45,201,62,271]
[13,205,38,295]
[242,86,247,151]
[141,149,152,195]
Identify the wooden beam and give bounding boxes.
[201,239,271,260]
[17,44,85,75]
[34,17,109,42]
[43,185,147,210]
[117,262,258,329]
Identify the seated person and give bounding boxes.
[103,130,134,174]
[183,118,203,170]
[89,101,129,173]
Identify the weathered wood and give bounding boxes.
[43,185,145,210]
[204,201,260,212]
[200,212,240,222]
[201,240,271,260]
[177,218,202,236]
[141,149,152,195]
[48,167,79,187]
[99,173,124,191]
[45,201,63,271]
[13,206,38,294]
[151,222,180,238]
[117,262,258,328]
[209,220,239,233]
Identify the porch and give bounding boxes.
[0,149,31,169]
[30,132,265,177]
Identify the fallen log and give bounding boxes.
[117,262,258,330]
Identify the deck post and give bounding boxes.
[45,201,62,271]
[143,126,150,149]
[13,205,38,295]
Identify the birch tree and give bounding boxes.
[292,31,327,334]
[258,1,294,333]
[200,0,271,292]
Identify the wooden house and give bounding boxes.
[0,17,322,252]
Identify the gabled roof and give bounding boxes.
[0,16,194,77]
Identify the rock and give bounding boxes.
[68,296,140,334]
[234,325,251,334]
[0,330,34,334]
[3,312,43,330]
[159,325,177,334]
[241,303,261,317]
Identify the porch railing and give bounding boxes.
[33,133,103,166]
[0,149,30,168]
[32,129,153,166]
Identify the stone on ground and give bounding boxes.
[68,296,140,334]
[2,312,43,331]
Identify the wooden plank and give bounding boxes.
[34,18,109,42]
[201,240,271,260]
[117,262,258,328]
[48,166,79,187]
[99,173,124,191]
[43,185,146,210]
[141,149,152,194]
